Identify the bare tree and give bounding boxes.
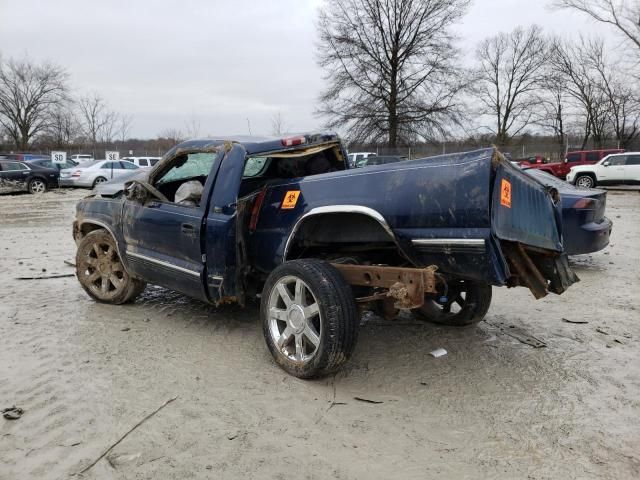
[533,75,569,144]
[589,50,640,147]
[317,0,470,148]
[117,114,133,144]
[270,111,287,136]
[0,57,68,150]
[158,128,184,148]
[474,26,548,144]
[44,104,79,149]
[77,93,119,154]
[549,37,614,148]
[184,114,201,139]
[533,73,570,152]
[552,0,640,55]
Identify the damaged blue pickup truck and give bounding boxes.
[73,133,578,378]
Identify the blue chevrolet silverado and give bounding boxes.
[72,133,578,378]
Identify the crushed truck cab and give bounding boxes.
[73,133,578,378]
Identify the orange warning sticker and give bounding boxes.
[281,190,300,209]
[500,179,512,208]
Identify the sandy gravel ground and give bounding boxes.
[0,188,639,480]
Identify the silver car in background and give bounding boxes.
[59,160,139,188]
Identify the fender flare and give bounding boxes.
[282,205,402,261]
[75,220,129,271]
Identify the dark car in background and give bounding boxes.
[0,160,60,194]
[525,169,611,255]
[25,157,79,171]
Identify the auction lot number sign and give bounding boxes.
[106,151,120,161]
[51,151,67,164]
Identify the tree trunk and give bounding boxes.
[388,60,399,149]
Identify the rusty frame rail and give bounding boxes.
[331,263,437,309]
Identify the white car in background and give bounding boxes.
[121,156,161,168]
[70,154,94,163]
[566,152,640,188]
[59,159,139,188]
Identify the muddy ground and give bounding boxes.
[0,188,639,480]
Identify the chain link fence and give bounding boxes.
[348,139,640,162]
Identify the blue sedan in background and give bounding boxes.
[525,169,612,255]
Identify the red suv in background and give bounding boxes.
[524,149,624,179]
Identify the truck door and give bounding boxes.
[121,148,225,301]
[203,144,248,303]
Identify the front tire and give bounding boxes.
[575,174,595,188]
[28,178,47,194]
[76,230,146,304]
[413,280,492,326]
[261,259,359,379]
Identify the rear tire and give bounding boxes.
[93,176,108,187]
[413,280,492,326]
[76,230,146,304]
[261,259,359,379]
[28,178,47,194]
[575,174,595,188]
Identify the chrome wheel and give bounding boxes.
[77,240,127,301]
[29,179,46,194]
[267,275,321,363]
[576,175,594,188]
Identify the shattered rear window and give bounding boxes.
[243,157,268,177]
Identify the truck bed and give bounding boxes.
[246,148,578,298]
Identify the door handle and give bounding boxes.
[181,223,196,236]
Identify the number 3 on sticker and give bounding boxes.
[281,190,300,209]
[500,179,511,208]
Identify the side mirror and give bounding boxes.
[124,181,148,203]
[603,160,610,167]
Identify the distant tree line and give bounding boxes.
[317,0,640,150]
[0,56,190,156]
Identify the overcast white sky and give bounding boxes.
[0,0,621,139]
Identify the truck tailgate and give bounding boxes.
[491,154,578,298]
[491,160,563,252]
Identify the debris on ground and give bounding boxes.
[563,318,589,324]
[78,396,178,474]
[429,348,448,358]
[596,327,610,335]
[489,322,547,348]
[107,452,141,467]
[353,397,384,404]
[15,273,75,280]
[2,406,24,420]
